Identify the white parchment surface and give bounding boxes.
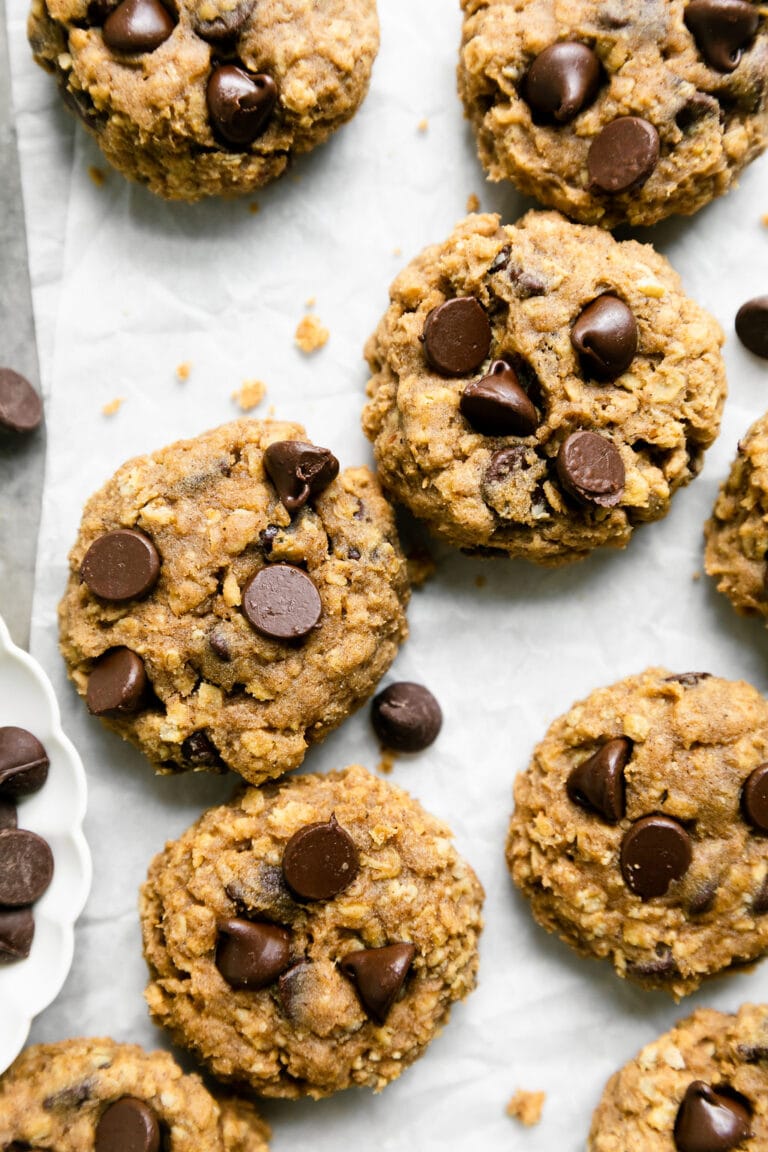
[6,0,768,1146]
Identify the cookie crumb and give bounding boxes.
[232,379,267,412]
[377,751,396,774]
[393,246,402,257]
[692,570,701,581]
[295,314,329,354]
[305,295,316,310]
[466,193,480,213]
[102,397,123,416]
[248,201,260,214]
[176,362,191,382]
[88,165,107,187]
[417,117,429,133]
[475,573,486,589]
[407,546,436,588]
[506,1090,545,1127]
[762,213,768,226]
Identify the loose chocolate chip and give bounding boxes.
[282,814,359,901]
[684,0,759,71]
[556,430,625,508]
[242,564,322,641]
[0,368,43,434]
[0,907,35,962]
[620,815,692,899]
[422,297,492,377]
[102,0,174,52]
[665,672,712,686]
[264,441,339,513]
[371,682,443,753]
[588,116,660,193]
[0,799,17,830]
[0,829,54,906]
[460,359,539,437]
[674,1081,752,1152]
[741,763,768,832]
[215,917,292,990]
[0,728,49,799]
[735,296,768,359]
[566,737,630,823]
[571,296,638,381]
[340,942,416,1024]
[80,529,160,602]
[209,625,232,661]
[524,41,601,122]
[86,648,148,716]
[484,445,530,486]
[192,0,253,44]
[180,730,221,767]
[207,66,278,148]
[95,1099,161,1152]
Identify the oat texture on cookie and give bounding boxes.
[58,419,409,787]
[140,765,484,1098]
[363,212,726,565]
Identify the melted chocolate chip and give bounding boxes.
[0,908,35,963]
[674,1081,752,1152]
[102,0,174,53]
[215,918,292,990]
[0,727,49,799]
[588,116,660,193]
[208,625,232,661]
[556,430,625,507]
[207,66,277,148]
[371,682,443,753]
[95,1099,161,1152]
[460,359,539,436]
[180,730,221,768]
[684,0,759,72]
[488,246,511,274]
[741,763,768,832]
[620,815,692,900]
[192,0,253,44]
[0,368,43,434]
[484,445,530,485]
[627,944,679,980]
[571,296,638,380]
[0,830,54,906]
[340,942,416,1023]
[524,41,601,122]
[566,737,631,823]
[422,297,492,376]
[80,529,160,602]
[282,814,359,901]
[264,441,339,513]
[242,564,322,641]
[735,296,768,359]
[86,648,148,716]
[665,672,712,687]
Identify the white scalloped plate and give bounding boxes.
[0,615,91,1073]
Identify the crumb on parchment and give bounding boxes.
[393,246,402,257]
[176,362,191,382]
[466,193,480,212]
[506,1090,545,1127]
[295,314,329,354]
[417,117,429,132]
[407,546,436,589]
[377,750,396,774]
[102,397,123,416]
[232,379,267,412]
[475,573,486,589]
[692,570,701,581]
[248,201,260,214]
[305,295,316,309]
[88,165,106,187]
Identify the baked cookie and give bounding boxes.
[59,419,409,787]
[590,1005,768,1151]
[140,764,484,1098]
[507,668,768,997]
[458,0,768,228]
[705,412,768,619]
[363,211,726,565]
[28,0,379,200]
[0,1037,269,1152]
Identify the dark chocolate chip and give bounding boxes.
[741,763,768,832]
[80,529,160,602]
[259,525,279,554]
[508,266,547,298]
[371,682,443,753]
[348,547,361,560]
[95,1098,161,1152]
[753,876,768,914]
[665,672,712,686]
[43,1081,94,1110]
[674,1081,752,1152]
[688,880,718,915]
[277,959,310,1017]
[588,116,660,193]
[556,430,625,507]
[86,648,148,716]
[180,730,221,767]
[192,0,253,44]
[0,829,54,906]
[207,66,277,148]
[571,296,638,380]
[684,0,759,71]
[566,737,631,823]
[102,0,174,52]
[627,944,679,979]
[620,815,692,899]
[488,246,511,274]
[215,917,292,990]
[735,296,768,359]
[0,368,43,435]
[422,297,492,377]
[282,814,359,901]
[460,359,539,436]
[524,41,601,122]
[739,1043,768,1062]
[0,727,49,799]
[340,942,416,1024]
[484,445,531,486]
[263,441,339,513]
[242,564,322,641]
[208,626,232,661]
[0,907,35,962]
[87,0,119,22]
[0,799,17,830]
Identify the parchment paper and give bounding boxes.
[6,1,768,1146]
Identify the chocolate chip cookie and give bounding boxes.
[458,0,768,228]
[590,1005,768,1151]
[59,420,409,787]
[28,0,379,200]
[0,1037,269,1152]
[140,765,484,1098]
[363,211,726,565]
[507,668,768,997]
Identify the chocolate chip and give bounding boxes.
[43,1081,94,1110]
[264,441,339,514]
[460,359,539,437]
[371,682,443,753]
[180,730,221,767]
[0,829,54,906]
[0,800,17,830]
[86,648,148,716]
[282,814,359,901]
[627,944,679,979]
[192,0,253,44]
[102,0,174,52]
[0,369,43,434]
[665,672,712,686]
[741,764,768,832]
[0,728,49,799]
[215,917,292,990]
[753,876,768,914]
[277,959,310,1017]
[556,430,625,507]
[684,0,759,71]
[340,942,416,1024]
[507,266,547,298]
[524,41,601,122]
[484,445,531,486]
[488,246,511,274]
[242,564,322,641]
[259,525,279,554]
[0,908,35,962]
[571,296,638,381]
[674,1082,752,1152]
[735,296,768,359]
[422,297,492,377]
[87,0,119,23]
[207,66,277,148]
[348,547,361,560]
[80,529,160,602]
[566,737,630,823]
[95,1099,161,1152]
[588,117,660,193]
[621,815,692,899]
[688,880,718,915]
[209,625,232,661]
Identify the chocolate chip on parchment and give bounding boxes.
[242,564,322,641]
[0,829,54,906]
[340,942,416,1024]
[556,430,625,507]
[741,764,768,832]
[264,441,339,513]
[102,0,174,53]
[674,1081,752,1152]
[588,117,660,193]
[0,369,43,434]
[0,908,35,963]
[422,297,492,376]
[684,0,759,72]
[0,727,49,799]
[215,918,292,990]
[371,682,443,753]
[207,66,278,148]
[620,815,692,900]
[80,529,160,602]
[282,814,359,901]
[571,296,638,380]
[524,41,601,122]
[95,1099,161,1152]
[735,296,768,359]
[566,737,631,823]
[460,359,539,436]
[86,648,148,716]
